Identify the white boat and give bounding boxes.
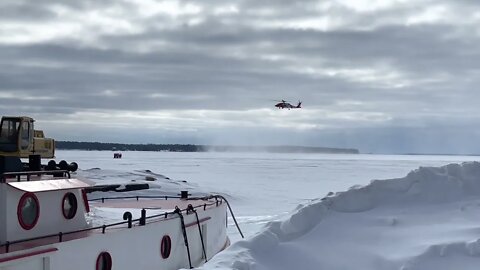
[0,167,238,270]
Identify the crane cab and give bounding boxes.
[0,116,55,159]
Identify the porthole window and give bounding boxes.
[17,192,40,230]
[62,192,78,219]
[160,235,172,259]
[96,252,112,270]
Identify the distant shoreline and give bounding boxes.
[56,141,360,154]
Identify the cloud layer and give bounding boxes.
[2,0,480,154]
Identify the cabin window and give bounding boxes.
[20,121,31,150]
[0,118,20,144]
[17,192,40,230]
[160,235,172,259]
[62,192,78,219]
[96,252,112,270]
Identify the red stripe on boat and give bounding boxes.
[0,247,58,263]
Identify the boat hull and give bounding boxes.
[0,199,228,270]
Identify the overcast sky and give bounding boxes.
[2,0,480,154]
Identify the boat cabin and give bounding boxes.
[0,171,91,244]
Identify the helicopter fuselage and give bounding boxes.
[275,101,302,109]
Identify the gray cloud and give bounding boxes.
[1,0,480,154]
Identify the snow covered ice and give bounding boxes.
[56,151,480,270]
[201,162,480,270]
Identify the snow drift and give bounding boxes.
[200,162,480,270]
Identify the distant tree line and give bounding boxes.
[56,141,202,152]
[206,145,359,154]
[56,141,359,154]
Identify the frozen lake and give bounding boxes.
[56,150,480,242]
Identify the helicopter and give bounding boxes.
[274,100,302,110]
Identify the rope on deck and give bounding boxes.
[212,195,244,239]
[174,206,193,269]
[188,204,208,263]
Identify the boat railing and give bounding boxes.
[90,194,243,239]
[0,170,70,183]
[0,195,226,254]
[89,194,219,205]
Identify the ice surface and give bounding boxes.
[200,162,480,270]
[55,150,480,270]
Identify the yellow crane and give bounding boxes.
[0,116,55,159]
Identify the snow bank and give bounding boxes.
[200,162,480,270]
